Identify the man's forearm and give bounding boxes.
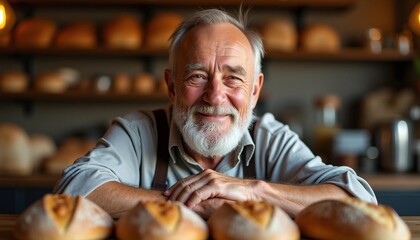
[255,181,350,218]
[86,181,167,218]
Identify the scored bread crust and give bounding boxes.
[208,201,299,240]
[14,194,114,240]
[116,201,208,240]
[295,198,411,240]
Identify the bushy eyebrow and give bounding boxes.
[184,64,247,78]
[226,65,247,78]
[185,63,205,73]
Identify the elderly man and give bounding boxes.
[54,8,376,219]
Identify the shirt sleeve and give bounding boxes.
[255,113,377,204]
[53,111,154,197]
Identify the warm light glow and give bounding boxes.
[0,5,6,30]
[0,0,15,33]
[409,3,420,36]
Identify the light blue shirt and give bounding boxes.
[54,106,377,204]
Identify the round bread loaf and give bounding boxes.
[300,23,341,52]
[208,201,299,240]
[14,18,57,48]
[0,123,32,176]
[0,71,29,93]
[44,138,95,175]
[29,134,57,170]
[133,73,155,94]
[295,197,411,240]
[35,72,67,93]
[259,18,297,52]
[145,13,183,49]
[14,194,114,240]
[116,201,208,240]
[55,21,97,49]
[113,73,132,93]
[103,15,143,49]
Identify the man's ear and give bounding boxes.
[251,73,264,109]
[165,69,175,102]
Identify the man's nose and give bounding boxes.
[203,77,226,106]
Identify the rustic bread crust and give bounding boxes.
[14,194,114,240]
[295,198,411,240]
[116,201,208,240]
[208,201,299,240]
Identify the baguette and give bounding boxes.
[14,194,114,240]
[295,197,411,240]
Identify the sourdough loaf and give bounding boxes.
[116,201,208,240]
[208,201,299,240]
[14,194,113,240]
[295,197,411,240]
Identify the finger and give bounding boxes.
[167,171,209,201]
[174,179,211,204]
[185,184,219,208]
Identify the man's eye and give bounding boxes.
[188,74,207,81]
[225,76,244,83]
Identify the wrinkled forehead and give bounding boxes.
[176,23,255,65]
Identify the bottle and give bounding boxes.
[314,95,341,164]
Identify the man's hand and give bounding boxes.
[163,169,262,209]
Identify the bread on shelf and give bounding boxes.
[145,13,183,49]
[55,21,97,49]
[14,18,57,48]
[103,14,143,49]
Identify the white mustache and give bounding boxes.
[192,105,239,117]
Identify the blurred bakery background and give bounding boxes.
[0,0,420,215]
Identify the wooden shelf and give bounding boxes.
[265,48,415,62]
[0,174,59,188]
[9,0,355,9]
[0,91,169,102]
[0,47,168,58]
[1,47,414,62]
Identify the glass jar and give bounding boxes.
[314,95,341,164]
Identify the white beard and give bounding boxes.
[173,102,254,158]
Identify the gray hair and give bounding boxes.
[168,8,264,81]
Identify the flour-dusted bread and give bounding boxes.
[259,18,297,52]
[295,197,411,240]
[300,23,341,52]
[116,201,208,240]
[0,71,29,93]
[208,201,299,240]
[14,194,114,240]
[0,123,32,176]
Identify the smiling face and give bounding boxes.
[166,23,263,157]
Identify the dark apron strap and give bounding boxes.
[151,109,257,188]
[243,123,256,179]
[151,109,170,190]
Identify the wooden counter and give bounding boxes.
[360,173,420,191]
[0,214,419,239]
